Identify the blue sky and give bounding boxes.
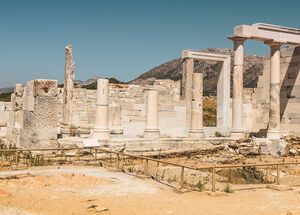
[0,0,299,87]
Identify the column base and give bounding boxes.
[144,129,160,139]
[267,130,285,140]
[92,129,110,140]
[231,128,245,139]
[110,127,124,135]
[189,129,205,139]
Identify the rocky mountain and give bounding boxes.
[130,48,265,95]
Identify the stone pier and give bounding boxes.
[182,58,194,131]
[92,79,110,140]
[21,79,58,148]
[189,73,204,138]
[144,90,160,138]
[231,37,246,138]
[62,45,75,126]
[110,102,123,134]
[267,42,282,139]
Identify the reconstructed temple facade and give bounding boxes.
[1,23,300,149]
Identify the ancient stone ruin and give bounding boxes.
[1,23,300,153]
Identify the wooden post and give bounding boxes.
[77,148,80,161]
[15,150,19,165]
[276,164,280,185]
[212,167,216,192]
[180,166,184,188]
[145,159,149,175]
[117,154,120,169]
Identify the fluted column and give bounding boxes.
[93,79,110,140]
[231,37,246,138]
[144,90,160,138]
[266,42,282,139]
[189,73,204,138]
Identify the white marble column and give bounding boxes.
[144,90,160,138]
[266,42,282,139]
[93,79,110,140]
[189,73,204,138]
[231,37,246,138]
[182,58,194,132]
[62,45,75,126]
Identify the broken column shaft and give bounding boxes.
[144,90,160,138]
[93,79,110,140]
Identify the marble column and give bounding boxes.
[266,42,282,139]
[231,37,246,138]
[189,73,204,138]
[182,58,194,132]
[93,79,110,140]
[144,90,160,138]
[62,45,75,126]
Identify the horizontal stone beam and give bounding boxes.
[182,50,230,62]
[231,23,300,44]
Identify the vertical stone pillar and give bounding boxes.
[62,44,75,126]
[93,79,110,140]
[266,42,282,139]
[110,102,123,134]
[21,79,58,148]
[231,37,246,138]
[12,84,24,147]
[189,73,204,138]
[182,58,194,132]
[173,80,181,101]
[144,90,160,138]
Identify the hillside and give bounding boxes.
[130,48,265,95]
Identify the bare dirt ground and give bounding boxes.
[0,166,299,215]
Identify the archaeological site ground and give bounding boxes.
[1,20,300,215]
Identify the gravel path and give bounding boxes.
[0,166,157,196]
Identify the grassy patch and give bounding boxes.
[0,93,11,102]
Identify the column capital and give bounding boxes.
[228,35,247,43]
[264,40,282,47]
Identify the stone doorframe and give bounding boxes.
[182,50,231,137]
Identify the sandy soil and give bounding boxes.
[0,166,299,215]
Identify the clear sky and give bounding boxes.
[0,0,299,87]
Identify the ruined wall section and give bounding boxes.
[247,46,300,135]
[21,80,59,148]
[66,80,185,138]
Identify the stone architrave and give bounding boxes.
[21,79,58,148]
[144,90,160,138]
[93,79,110,140]
[62,44,75,126]
[189,73,204,138]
